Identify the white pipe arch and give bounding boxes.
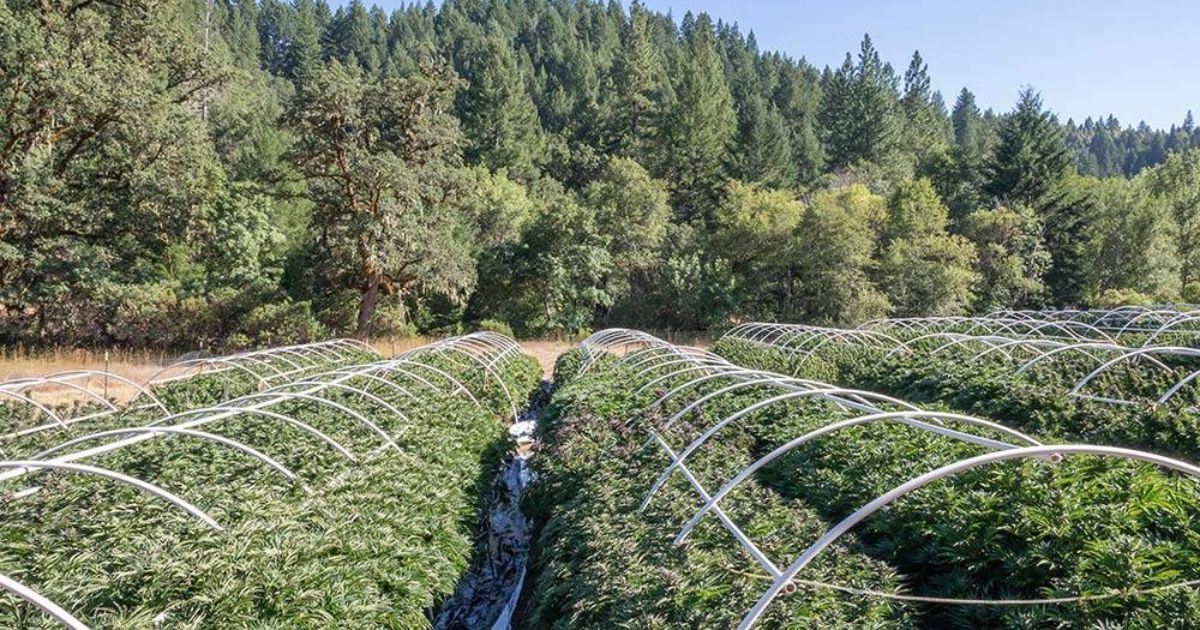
[622,345,720,371]
[409,345,518,420]
[147,357,268,387]
[0,390,68,429]
[1,377,117,413]
[674,410,1043,544]
[788,330,904,365]
[44,370,170,413]
[1015,342,1170,375]
[221,353,293,378]
[640,391,1038,511]
[928,335,1017,361]
[735,445,1200,630]
[237,350,307,373]
[1117,309,1183,334]
[144,406,357,462]
[264,381,412,431]
[365,363,448,396]
[629,357,736,389]
[32,427,298,483]
[0,572,89,629]
[881,332,974,359]
[313,369,419,402]
[634,363,746,396]
[384,359,483,410]
[968,338,1071,363]
[1142,312,1200,346]
[649,370,830,410]
[0,460,222,530]
[1068,346,1200,399]
[217,392,401,453]
[658,383,861,434]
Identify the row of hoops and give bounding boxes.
[0,339,382,445]
[571,329,1200,630]
[722,322,1200,406]
[0,332,530,628]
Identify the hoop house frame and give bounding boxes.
[570,328,1200,630]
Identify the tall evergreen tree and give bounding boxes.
[289,0,323,83]
[455,27,543,181]
[602,0,671,169]
[986,88,1072,206]
[771,56,825,183]
[722,28,795,188]
[899,51,949,162]
[818,34,901,169]
[951,88,984,156]
[257,0,294,76]
[226,0,262,68]
[663,12,736,222]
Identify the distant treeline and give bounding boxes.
[2,0,1199,349]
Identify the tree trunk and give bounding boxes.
[355,275,382,341]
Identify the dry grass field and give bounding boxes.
[0,337,577,407]
[0,348,173,405]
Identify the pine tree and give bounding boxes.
[818,34,901,169]
[900,50,949,162]
[324,0,375,71]
[257,0,293,76]
[722,26,796,188]
[603,0,671,170]
[951,88,983,155]
[226,0,262,69]
[817,53,855,168]
[772,57,824,183]
[986,88,1072,206]
[664,12,736,222]
[1089,127,1120,176]
[289,0,323,83]
[733,98,796,188]
[455,27,543,181]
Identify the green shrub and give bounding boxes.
[233,300,326,347]
[475,318,515,339]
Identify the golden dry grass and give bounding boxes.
[519,340,573,377]
[0,333,693,405]
[0,337,575,406]
[0,349,171,405]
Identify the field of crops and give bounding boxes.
[6,306,1200,628]
[0,334,541,627]
[524,313,1200,628]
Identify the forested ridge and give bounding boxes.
[3,0,1200,348]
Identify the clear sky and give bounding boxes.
[633,0,1198,129]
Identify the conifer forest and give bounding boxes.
[6,0,1200,347]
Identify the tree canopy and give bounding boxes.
[3,0,1200,347]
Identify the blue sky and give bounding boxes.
[634,0,1198,129]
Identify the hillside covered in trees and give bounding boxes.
[3,0,1200,348]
